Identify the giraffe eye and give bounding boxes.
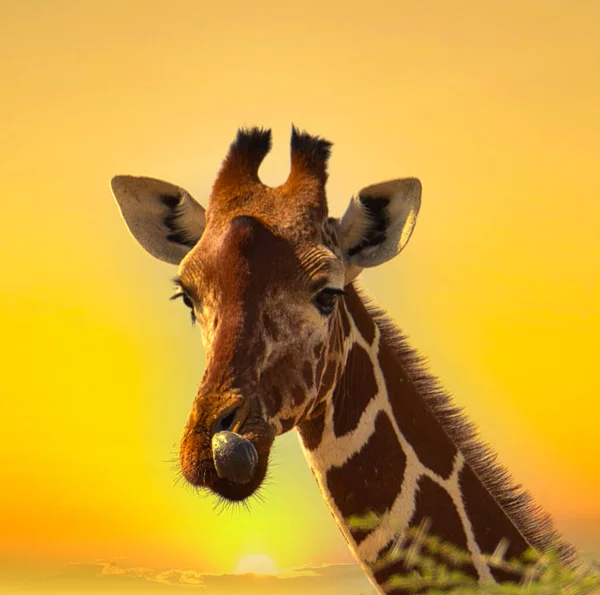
[314,288,344,316]
[170,291,196,324]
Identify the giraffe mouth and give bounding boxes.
[179,423,275,502]
[211,431,258,485]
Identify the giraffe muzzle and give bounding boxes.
[211,431,259,485]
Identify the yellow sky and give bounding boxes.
[1,0,599,591]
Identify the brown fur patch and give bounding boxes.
[302,361,314,390]
[371,478,478,592]
[326,411,407,525]
[291,384,305,406]
[459,464,527,582]
[280,417,295,434]
[376,325,457,480]
[333,343,378,437]
[345,289,376,345]
[412,476,478,578]
[297,411,326,451]
[185,216,302,388]
[262,312,279,341]
[351,528,372,547]
[265,386,282,417]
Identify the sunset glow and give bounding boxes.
[1,1,599,593]
[234,554,278,575]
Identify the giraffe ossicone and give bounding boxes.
[111,126,575,594]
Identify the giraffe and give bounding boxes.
[111,127,575,594]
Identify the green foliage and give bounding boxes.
[347,514,600,594]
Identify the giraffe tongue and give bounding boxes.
[211,431,258,485]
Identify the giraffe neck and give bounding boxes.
[297,285,568,594]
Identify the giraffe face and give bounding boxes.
[111,126,421,502]
[175,213,347,501]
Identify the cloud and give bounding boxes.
[155,569,205,586]
[5,559,376,594]
[99,561,206,588]
[6,561,205,593]
[200,563,375,595]
[276,568,319,578]
[274,562,358,579]
[5,553,600,594]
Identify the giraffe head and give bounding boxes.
[111,127,421,502]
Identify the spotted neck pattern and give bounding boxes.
[296,285,572,595]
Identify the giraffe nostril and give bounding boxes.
[215,407,239,433]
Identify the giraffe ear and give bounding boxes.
[338,178,421,283]
[111,175,206,265]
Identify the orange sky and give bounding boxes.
[1,1,599,592]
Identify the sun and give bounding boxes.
[234,554,278,575]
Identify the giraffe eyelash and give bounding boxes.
[170,291,196,324]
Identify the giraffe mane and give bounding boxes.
[357,286,578,568]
